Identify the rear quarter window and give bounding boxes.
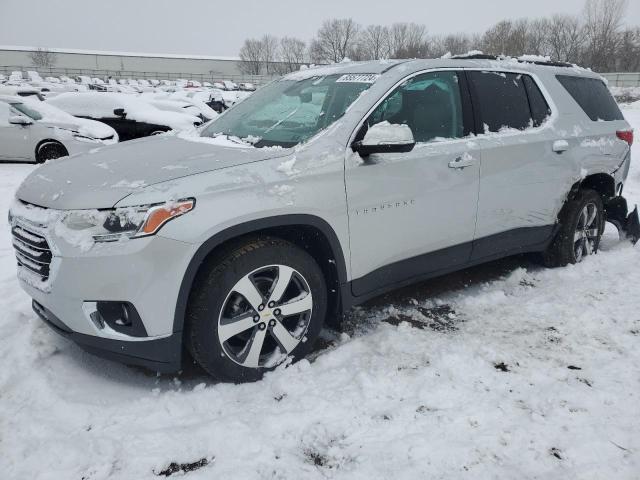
[556,75,624,122]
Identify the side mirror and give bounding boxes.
[352,122,416,156]
[9,115,32,126]
[113,108,126,117]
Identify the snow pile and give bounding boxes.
[47,92,200,131]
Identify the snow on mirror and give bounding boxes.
[361,121,415,146]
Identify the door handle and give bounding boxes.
[553,140,569,153]
[448,155,476,169]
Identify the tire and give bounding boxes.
[543,188,605,267]
[36,141,68,163]
[185,237,327,382]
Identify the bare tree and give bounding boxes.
[261,35,280,74]
[238,0,640,73]
[617,27,640,71]
[239,38,265,75]
[279,37,307,73]
[310,18,360,63]
[547,14,586,62]
[358,25,389,60]
[482,20,515,55]
[28,48,57,69]
[387,22,427,58]
[583,0,628,71]
[526,18,552,56]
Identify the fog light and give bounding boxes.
[83,301,148,337]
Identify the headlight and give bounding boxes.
[72,133,101,143]
[61,199,195,243]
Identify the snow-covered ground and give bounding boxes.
[1,108,640,480]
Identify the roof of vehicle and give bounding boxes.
[283,57,601,82]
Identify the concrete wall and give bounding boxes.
[0,47,278,84]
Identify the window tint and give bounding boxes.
[523,76,551,127]
[556,75,623,122]
[469,71,532,132]
[367,71,464,143]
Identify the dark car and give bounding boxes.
[47,92,201,141]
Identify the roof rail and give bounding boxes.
[450,53,574,68]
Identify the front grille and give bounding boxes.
[12,224,52,281]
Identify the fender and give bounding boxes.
[172,214,348,334]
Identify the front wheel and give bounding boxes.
[185,237,327,382]
[543,188,604,267]
[36,141,68,163]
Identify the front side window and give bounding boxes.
[365,71,465,143]
[201,74,373,148]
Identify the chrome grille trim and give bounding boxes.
[11,223,53,282]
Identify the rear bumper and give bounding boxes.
[604,196,640,244]
[33,300,182,373]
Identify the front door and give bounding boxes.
[345,70,481,297]
[0,103,32,161]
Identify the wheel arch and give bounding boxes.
[571,172,616,201]
[173,214,348,335]
[35,139,68,162]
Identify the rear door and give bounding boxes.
[345,70,481,297]
[466,70,572,259]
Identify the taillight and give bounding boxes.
[617,130,634,146]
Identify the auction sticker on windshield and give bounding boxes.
[336,74,380,83]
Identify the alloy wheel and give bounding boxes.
[573,202,600,262]
[217,264,313,368]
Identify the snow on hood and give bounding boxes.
[15,133,290,210]
[47,92,200,131]
[21,97,117,140]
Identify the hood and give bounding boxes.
[40,118,117,140]
[16,134,290,210]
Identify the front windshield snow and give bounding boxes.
[201,74,373,148]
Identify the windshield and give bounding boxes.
[10,102,43,121]
[201,74,373,148]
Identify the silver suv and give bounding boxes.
[9,58,639,382]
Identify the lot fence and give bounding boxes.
[600,73,640,88]
[0,65,279,86]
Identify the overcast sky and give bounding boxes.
[1,0,639,57]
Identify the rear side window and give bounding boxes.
[469,71,533,132]
[523,76,551,127]
[556,75,623,122]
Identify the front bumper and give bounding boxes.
[13,222,199,372]
[33,300,182,372]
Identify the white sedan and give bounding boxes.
[0,95,118,163]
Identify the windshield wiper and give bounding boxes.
[263,107,301,134]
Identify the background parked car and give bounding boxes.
[0,94,117,163]
[47,92,201,141]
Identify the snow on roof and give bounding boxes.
[0,45,240,62]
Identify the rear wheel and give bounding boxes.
[185,237,327,382]
[543,189,604,267]
[36,141,68,163]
